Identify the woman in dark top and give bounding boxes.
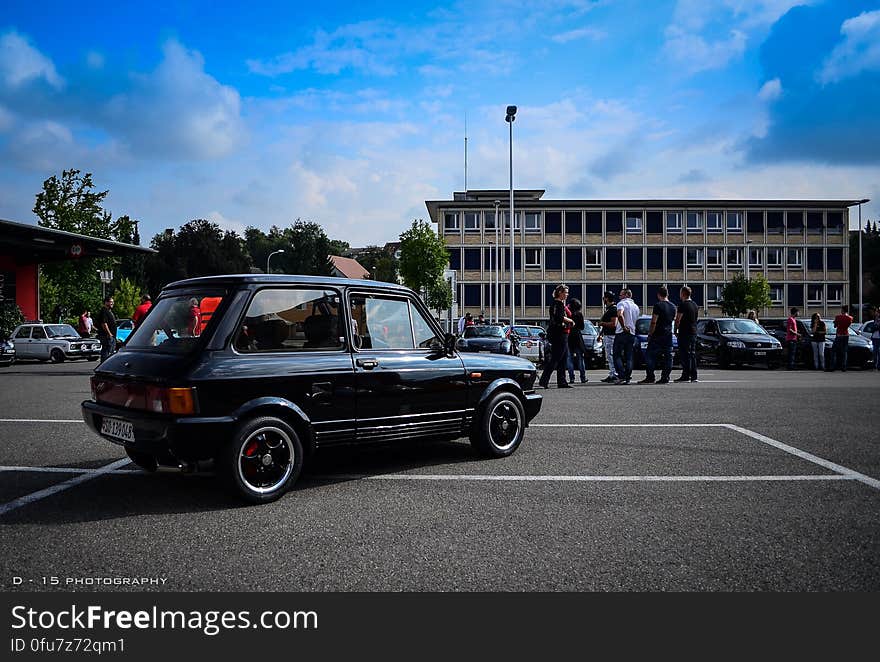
[566,298,588,384]
[810,312,826,371]
[539,284,574,389]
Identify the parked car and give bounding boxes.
[858,320,877,340]
[695,317,783,368]
[632,315,678,368]
[579,321,605,369]
[762,318,831,369]
[504,325,546,364]
[824,319,874,369]
[82,275,542,503]
[456,324,513,354]
[11,323,101,362]
[116,318,134,344]
[0,336,14,367]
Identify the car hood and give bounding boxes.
[460,336,506,347]
[721,333,778,343]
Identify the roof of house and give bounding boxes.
[329,255,370,279]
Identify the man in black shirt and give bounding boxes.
[639,286,676,384]
[95,296,117,363]
[674,285,700,382]
[597,291,618,383]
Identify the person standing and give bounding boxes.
[566,298,588,384]
[598,291,618,383]
[477,313,486,325]
[871,309,880,370]
[809,313,826,371]
[785,307,801,370]
[612,288,639,385]
[78,310,93,338]
[95,297,117,363]
[132,294,152,328]
[674,285,700,383]
[539,284,574,389]
[457,312,473,335]
[747,309,760,326]
[639,286,676,384]
[832,305,853,372]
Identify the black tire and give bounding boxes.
[125,448,158,472]
[49,348,65,363]
[219,416,303,504]
[470,391,526,459]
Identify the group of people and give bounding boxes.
[76,294,152,362]
[540,284,701,388]
[783,305,877,371]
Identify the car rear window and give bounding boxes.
[124,290,227,354]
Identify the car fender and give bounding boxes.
[476,378,526,421]
[231,397,316,453]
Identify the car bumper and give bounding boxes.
[523,391,542,423]
[81,400,234,462]
[727,347,782,363]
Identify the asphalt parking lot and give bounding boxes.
[1,360,878,591]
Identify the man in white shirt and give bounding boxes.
[613,288,640,385]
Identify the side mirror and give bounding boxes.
[444,332,457,355]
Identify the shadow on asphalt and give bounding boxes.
[0,439,484,524]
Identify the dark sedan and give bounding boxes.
[456,324,513,354]
[695,317,783,368]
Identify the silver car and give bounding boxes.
[11,323,101,363]
[505,325,548,364]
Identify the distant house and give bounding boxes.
[329,255,370,279]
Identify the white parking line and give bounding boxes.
[0,419,83,423]
[317,474,855,483]
[0,458,131,516]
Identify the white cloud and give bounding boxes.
[206,210,247,235]
[5,120,76,171]
[758,77,782,101]
[0,104,14,131]
[86,51,105,69]
[818,9,880,84]
[0,30,63,89]
[551,26,606,43]
[664,26,747,73]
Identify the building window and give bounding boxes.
[707,211,723,233]
[586,211,602,233]
[769,284,784,304]
[686,248,703,267]
[646,211,663,234]
[767,211,784,234]
[464,249,481,270]
[524,248,541,268]
[566,248,582,270]
[686,211,703,233]
[448,249,461,270]
[747,211,764,234]
[565,211,582,234]
[606,248,623,270]
[484,211,496,230]
[767,248,783,268]
[545,211,561,234]
[707,284,723,304]
[444,212,459,231]
[827,285,842,303]
[666,211,683,233]
[827,248,843,270]
[726,211,743,233]
[827,211,843,234]
[707,248,723,267]
[727,248,743,267]
[524,212,541,233]
[464,212,480,232]
[787,248,803,268]
[626,248,643,269]
[606,211,623,233]
[667,248,683,269]
[462,284,481,307]
[788,284,804,307]
[807,211,823,234]
[545,248,561,270]
[807,248,823,271]
[585,247,601,268]
[786,211,804,234]
[646,248,663,269]
[525,284,542,307]
[585,284,603,307]
[626,211,643,234]
[749,247,763,267]
[807,284,823,304]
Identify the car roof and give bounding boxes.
[163,273,412,292]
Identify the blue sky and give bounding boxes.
[1,0,878,245]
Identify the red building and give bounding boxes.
[0,218,155,320]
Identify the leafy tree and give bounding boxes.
[357,245,399,283]
[720,274,772,317]
[112,278,141,319]
[329,239,350,257]
[283,221,334,275]
[244,226,286,273]
[39,275,61,321]
[0,302,25,338]
[850,220,880,307]
[398,220,448,297]
[426,275,453,316]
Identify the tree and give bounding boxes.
[283,221,334,275]
[0,302,25,338]
[850,220,880,307]
[113,278,141,319]
[426,275,453,316]
[398,220,448,296]
[329,239,350,257]
[720,274,772,317]
[357,245,399,283]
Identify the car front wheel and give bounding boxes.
[470,392,525,458]
[220,416,303,504]
[49,348,65,363]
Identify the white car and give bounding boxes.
[504,325,547,364]
[11,323,101,363]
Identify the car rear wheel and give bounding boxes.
[220,416,303,504]
[49,348,65,363]
[470,392,525,458]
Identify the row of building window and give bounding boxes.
[449,247,845,271]
[443,210,845,235]
[459,282,844,309]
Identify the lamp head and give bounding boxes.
[505,105,517,122]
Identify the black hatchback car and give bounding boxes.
[82,275,542,503]
[695,317,783,368]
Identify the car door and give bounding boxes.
[13,326,33,359]
[695,320,717,363]
[350,290,467,443]
[31,325,52,359]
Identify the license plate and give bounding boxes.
[754,351,766,356]
[100,417,134,443]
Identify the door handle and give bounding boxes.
[356,358,379,370]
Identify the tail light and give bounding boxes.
[92,377,197,415]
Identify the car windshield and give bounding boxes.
[718,319,767,335]
[635,318,650,335]
[465,326,503,338]
[581,323,597,335]
[45,324,80,338]
[824,320,859,337]
[123,290,226,354]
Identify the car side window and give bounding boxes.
[15,327,31,339]
[32,326,46,339]
[410,301,440,349]
[235,288,343,353]
[350,295,414,350]
[695,321,707,334]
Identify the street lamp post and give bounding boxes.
[267,249,285,274]
[97,269,113,301]
[505,105,517,326]
[494,200,500,324]
[487,240,493,324]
